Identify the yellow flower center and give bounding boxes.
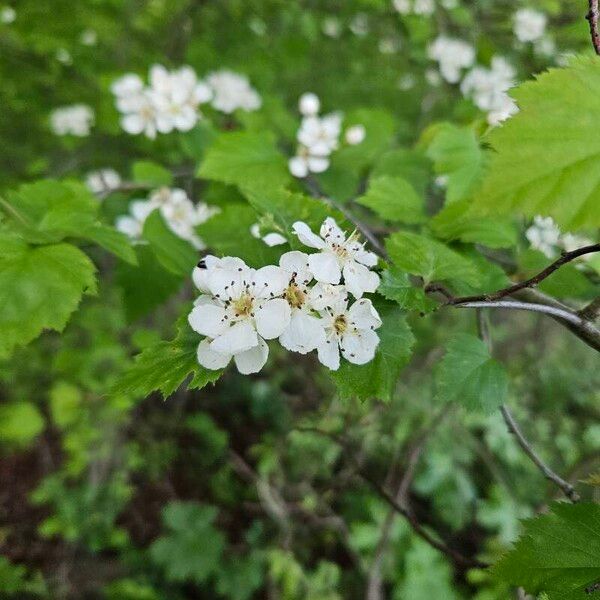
[232,293,254,317]
[285,283,306,309]
[333,314,347,334]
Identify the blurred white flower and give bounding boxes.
[116,200,155,240]
[514,8,547,43]
[393,0,435,16]
[80,29,97,46]
[250,223,287,247]
[322,16,342,38]
[526,216,560,259]
[345,124,366,145]
[56,48,72,65]
[205,70,261,114]
[560,233,595,262]
[349,13,369,36]
[50,105,94,137]
[298,113,342,156]
[86,169,121,195]
[428,36,475,83]
[298,92,320,117]
[0,6,15,24]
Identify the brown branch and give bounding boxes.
[447,244,600,305]
[588,0,600,55]
[579,296,600,322]
[500,405,581,503]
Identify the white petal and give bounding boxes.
[320,217,346,244]
[307,282,348,311]
[279,251,312,284]
[197,339,231,370]
[253,265,289,298]
[210,320,258,355]
[188,303,228,337]
[233,337,269,374]
[262,232,287,247]
[317,337,341,370]
[279,311,326,354]
[347,298,382,330]
[192,266,211,293]
[121,113,145,135]
[340,329,380,365]
[307,155,329,173]
[342,261,380,298]
[289,156,308,178]
[292,221,326,249]
[115,216,141,238]
[208,265,253,300]
[308,252,342,284]
[254,298,291,340]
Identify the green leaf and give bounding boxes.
[0,402,45,447]
[424,123,485,204]
[1,180,136,262]
[435,333,508,412]
[371,148,431,198]
[150,502,225,584]
[474,56,600,229]
[493,502,600,599]
[131,160,173,187]
[385,231,480,286]
[49,381,82,430]
[431,199,516,249]
[330,302,415,401]
[378,267,438,314]
[142,210,198,277]
[357,176,426,224]
[198,131,291,192]
[197,203,282,268]
[0,238,96,357]
[112,316,222,399]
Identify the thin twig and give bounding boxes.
[447,244,600,305]
[500,405,580,503]
[304,175,389,260]
[96,182,154,200]
[588,0,600,55]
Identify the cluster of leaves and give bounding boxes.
[0,1,599,599]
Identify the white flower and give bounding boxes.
[345,124,366,145]
[56,48,72,65]
[349,13,369,36]
[428,36,475,83]
[86,169,121,195]
[535,36,556,58]
[560,233,595,262]
[525,216,560,259]
[250,224,287,247]
[120,90,157,139]
[307,282,348,311]
[277,251,327,354]
[80,29,97,46]
[379,37,400,54]
[514,8,547,43]
[205,70,261,114]
[316,297,382,370]
[393,0,435,16]
[1,6,15,24]
[288,148,330,178]
[322,16,342,38]
[188,261,291,374]
[297,113,342,156]
[460,56,518,125]
[115,200,155,239]
[425,68,442,86]
[299,93,320,117]
[50,105,94,137]
[292,217,380,298]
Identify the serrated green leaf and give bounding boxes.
[357,176,426,224]
[431,199,516,249]
[371,148,431,198]
[150,501,225,584]
[198,131,291,192]
[111,316,222,399]
[493,502,600,599]
[435,333,508,412]
[475,56,600,229]
[131,161,173,187]
[425,123,485,204]
[330,302,415,401]
[80,223,137,264]
[0,239,96,357]
[386,231,480,286]
[142,210,198,277]
[378,267,438,314]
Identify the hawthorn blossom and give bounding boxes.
[292,218,380,298]
[288,147,330,178]
[345,124,366,145]
[205,70,261,113]
[316,297,382,370]
[513,8,547,43]
[1,6,15,23]
[393,0,435,16]
[277,251,327,354]
[525,216,560,259]
[297,113,342,156]
[115,200,155,239]
[86,169,121,195]
[50,105,94,137]
[188,262,291,374]
[428,36,475,83]
[299,93,320,117]
[322,16,342,38]
[250,224,287,247]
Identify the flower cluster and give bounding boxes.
[188,217,382,375]
[50,104,95,137]
[428,36,475,84]
[112,66,261,139]
[513,8,547,43]
[116,187,219,250]
[526,215,595,261]
[288,93,365,178]
[86,169,121,195]
[461,56,518,126]
[393,0,435,16]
